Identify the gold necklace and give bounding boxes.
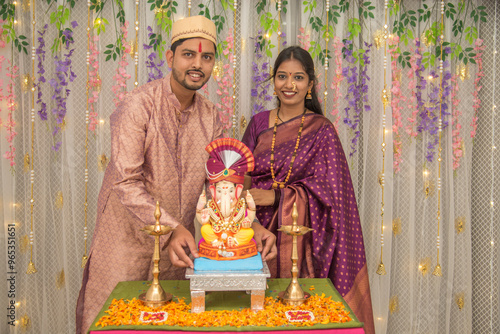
[270,108,307,189]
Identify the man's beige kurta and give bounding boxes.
[76,73,223,334]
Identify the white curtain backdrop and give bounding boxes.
[1,1,498,333]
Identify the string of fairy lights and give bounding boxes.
[27,0,37,275]
[134,0,140,88]
[82,0,91,269]
[376,0,389,276]
[277,0,282,53]
[232,0,238,138]
[489,0,497,328]
[431,0,445,277]
[323,0,330,107]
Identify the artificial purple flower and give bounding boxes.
[342,41,372,157]
[52,141,62,151]
[417,56,451,162]
[62,28,75,48]
[144,26,165,82]
[50,23,77,151]
[250,30,272,115]
[280,32,287,47]
[36,24,48,120]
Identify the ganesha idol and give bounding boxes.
[194,138,261,270]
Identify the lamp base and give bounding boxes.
[278,291,310,306]
[138,292,172,308]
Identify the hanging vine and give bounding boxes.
[0,0,490,161]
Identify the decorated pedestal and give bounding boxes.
[185,259,270,313]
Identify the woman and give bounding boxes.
[242,46,374,333]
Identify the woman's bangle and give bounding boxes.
[247,207,256,212]
[196,209,203,213]
[273,189,281,207]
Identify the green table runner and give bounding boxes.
[90,278,363,332]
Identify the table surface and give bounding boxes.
[89,278,364,333]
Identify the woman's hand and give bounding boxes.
[248,188,275,206]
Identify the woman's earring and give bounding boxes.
[273,90,277,96]
[306,89,312,99]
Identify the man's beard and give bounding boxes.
[171,67,207,91]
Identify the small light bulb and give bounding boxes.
[491,240,495,246]
[15,302,20,307]
[99,119,105,125]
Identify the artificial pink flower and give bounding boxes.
[470,39,485,139]
[388,37,404,173]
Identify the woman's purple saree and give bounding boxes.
[242,110,374,334]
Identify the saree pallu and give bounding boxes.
[242,112,374,334]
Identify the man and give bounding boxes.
[76,16,277,334]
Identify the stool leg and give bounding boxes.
[191,290,205,313]
[250,290,265,311]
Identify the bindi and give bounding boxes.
[199,42,202,53]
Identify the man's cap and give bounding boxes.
[171,15,216,45]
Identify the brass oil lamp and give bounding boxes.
[277,202,314,306]
[138,201,174,307]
